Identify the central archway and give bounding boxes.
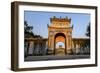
[54,33,66,55]
[56,42,65,49]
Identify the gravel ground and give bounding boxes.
[25,55,90,61]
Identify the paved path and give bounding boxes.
[25,55,90,61]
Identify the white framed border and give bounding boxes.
[18,4,96,68]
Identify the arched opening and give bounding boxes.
[56,42,65,48]
[54,33,66,55]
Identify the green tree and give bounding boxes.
[24,21,34,38]
[86,22,90,37]
[78,23,90,55]
[84,22,90,54]
[24,21,42,38]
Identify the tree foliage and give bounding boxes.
[24,21,34,38]
[86,22,90,37]
[24,21,42,38]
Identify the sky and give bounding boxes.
[24,11,90,38]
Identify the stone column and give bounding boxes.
[35,41,40,55]
[45,41,48,55]
[24,41,29,57]
[32,41,34,55]
[28,41,34,55]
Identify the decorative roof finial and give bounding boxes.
[66,16,68,19]
[53,16,56,18]
[60,16,61,19]
[72,24,74,29]
[47,24,49,27]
